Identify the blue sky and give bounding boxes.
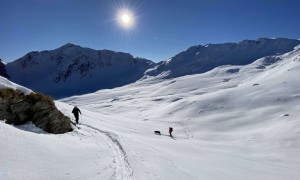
[1,0,300,62]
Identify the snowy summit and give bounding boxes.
[5,44,154,98]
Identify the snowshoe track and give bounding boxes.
[82,124,133,180]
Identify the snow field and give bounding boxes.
[1,46,300,179]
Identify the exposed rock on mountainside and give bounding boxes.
[0,59,9,78]
[0,88,73,134]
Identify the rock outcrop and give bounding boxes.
[0,88,73,134]
[0,59,9,78]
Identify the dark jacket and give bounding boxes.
[72,107,81,116]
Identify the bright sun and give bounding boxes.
[118,10,134,29]
[121,14,131,24]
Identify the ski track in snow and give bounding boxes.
[176,119,193,139]
[82,123,133,180]
[59,107,133,180]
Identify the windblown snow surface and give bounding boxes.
[1,46,300,179]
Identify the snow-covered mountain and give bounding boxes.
[5,44,154,98]
[1,43,300,179]
[146,38,300,78]
[5,38,300,99]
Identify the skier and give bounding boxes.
[169,127,173,138]
[72,106,81,125]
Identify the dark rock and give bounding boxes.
[0,88,73,134]
[226,68,240,73]
[0,59,9,78]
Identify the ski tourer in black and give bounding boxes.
[72,106,81,124]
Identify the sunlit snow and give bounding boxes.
[1,46,300,179]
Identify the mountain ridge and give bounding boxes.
[3,37,300,98]
[145,37,300,78]
[6,44,155,98]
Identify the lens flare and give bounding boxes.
[117,9,134,29]
[121,14,130,24]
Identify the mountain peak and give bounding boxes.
[6,45,155,98]
[60,43,81,49]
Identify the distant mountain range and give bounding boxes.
[145,38,300,78]
[2,38,300,98]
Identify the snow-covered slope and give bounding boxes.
[146,38,300,78]
[1,43,300,180]
[59,45,300,179]
[6,44,154,98]
[0,76,31,95]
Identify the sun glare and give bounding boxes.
[121,14,130,24]
[117,9,134,29]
